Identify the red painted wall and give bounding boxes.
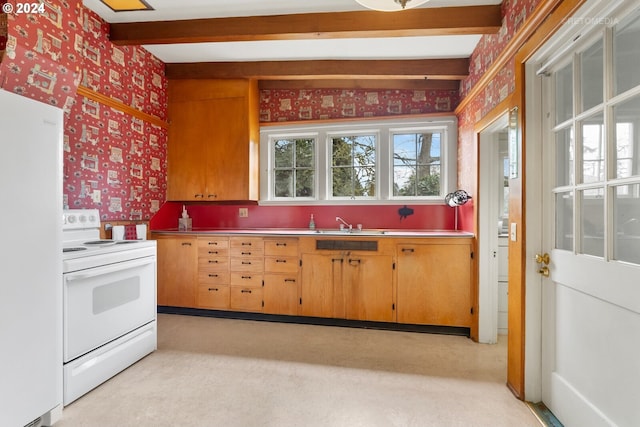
[150,202,455,231]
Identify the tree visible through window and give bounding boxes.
[393,132,441,196]
[331,135,376,198]
[273,138,315,198]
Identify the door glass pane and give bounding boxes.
[556,126,575,186]
[580,112,605,183]
[580,38,604,112]
[613,94,639,179]
[614,184,640,265]
[556,191,574,251]
[556,62,574,124]
[580,188,604,257]
[614,11,640,96]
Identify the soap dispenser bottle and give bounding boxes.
[309,214,316,230]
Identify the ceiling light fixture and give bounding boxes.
[100,0,154,12]
[355,0,430,12]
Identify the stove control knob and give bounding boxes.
[79,215,87,223]
[68,215,76,224]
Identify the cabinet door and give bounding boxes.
[343,254,394,322]
[397,244,472,327]
[263,274,299,315]
[300,253,340,318]
[157,236,197,307]
[203,97,251,201]
[166,100,209,201]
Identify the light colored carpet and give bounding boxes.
[57,314,541,427]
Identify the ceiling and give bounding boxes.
[83,0,503,89]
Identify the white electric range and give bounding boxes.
[62,209,157,405]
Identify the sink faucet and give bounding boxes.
[335,216,352,232]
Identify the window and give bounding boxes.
[392,131,441,197]
[331,134,376,199]
[260,117,457,204]
[272,137,315,199]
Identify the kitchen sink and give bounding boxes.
[314,229,387,235]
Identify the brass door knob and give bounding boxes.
[535,253,550,265]
[539,266,550,277]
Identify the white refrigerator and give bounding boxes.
[0,89,63,425]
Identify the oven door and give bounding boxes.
[63,255,156,362]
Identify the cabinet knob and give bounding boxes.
[284,279,296,283]
[208,194,217,199]
[241,275,252,279]
[208,274,219,278]
[209,260,218,264]
[241,251,252,255]
[275,259,287,263]
[241,289,252,294]
[181,242,192,246]
[401,248,415,253]
[194,194,204,199]
[209,250,218,254]
[208,287,219,292]
[276,243,287,247]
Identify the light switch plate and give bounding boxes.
[239,208,249,218]
[510,222,517,242]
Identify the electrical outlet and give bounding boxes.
[239,208,249,218]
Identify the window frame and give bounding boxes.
[259,116,458,205]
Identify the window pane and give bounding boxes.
[556,62,574,124]
[274,170,293,197]
[332,167,353,197]
[614,184,640,265]
[392,132,441,197]
[613,95,639,179]
[556,191,574,251]
[331,134,376,198]
[296,139,314,168]
[580,113,605,184]
[614,11,640,96]
[580,38,604,112]
[354,167,376,197]
[295,169,314,197]
[274,140,293,168]
[580,188,604,258]
[555,126,575,187]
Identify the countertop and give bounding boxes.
[151,228,474,238]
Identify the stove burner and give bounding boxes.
[63,247,87,253]
[84,240,116,245]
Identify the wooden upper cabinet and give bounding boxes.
[167,79,260,202]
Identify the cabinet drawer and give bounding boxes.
[265,256,299,274]
[198,247,229,258]
[230,257,263,272]
[264,239,298,257]
[230,272,263,287]
[230,237,264,256]
[198,257,230,270]
[198,237,229,250]
[198,269,230,285]
[230,286,263,312]
[197,285,230,310]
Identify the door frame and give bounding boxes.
[478,113,510,344]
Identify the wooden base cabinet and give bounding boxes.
[229,237,264,312]
[396,241,473,327]
[264,238,300,315]
[156,236,197,307]
[299,238,395,322]
[197,236,230,309]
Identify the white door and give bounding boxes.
[536,1,640,425]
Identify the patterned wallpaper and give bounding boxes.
[259,88,460,122]
[456,0,542,196]
[0,0,168,221]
